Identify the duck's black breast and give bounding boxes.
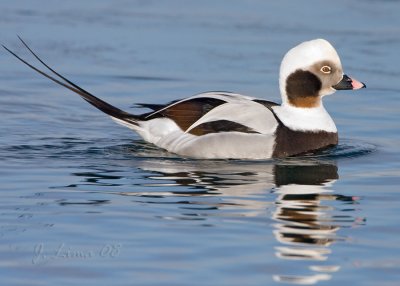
[272,123,338,158]
[254,100,338,158]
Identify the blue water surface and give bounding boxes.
[1,1,400,285]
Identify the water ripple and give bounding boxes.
[0,137,376,162]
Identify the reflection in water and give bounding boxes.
[272,164,353,284]
[69,156,362,285]
[136,160,276,218]
[136,160,360,284]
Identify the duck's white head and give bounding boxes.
[279,39,365,108]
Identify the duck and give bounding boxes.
[3,38,365,159]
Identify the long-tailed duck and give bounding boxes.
[3,38,365,159]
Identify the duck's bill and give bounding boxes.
[332,74,366,90]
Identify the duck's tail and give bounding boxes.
[3,36,140,128]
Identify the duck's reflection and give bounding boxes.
[70,157,361,285]
[135,159,358,284]
[271,164,350,284]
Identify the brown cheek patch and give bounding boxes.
[286,70,322,108]
[288,96,320,108]
[146,97,226,131]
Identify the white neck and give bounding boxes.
[272,103,337,133]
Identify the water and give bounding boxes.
[1,1,400,285]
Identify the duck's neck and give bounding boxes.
[271,103,337,133]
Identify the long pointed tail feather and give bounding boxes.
[3,37,139,126]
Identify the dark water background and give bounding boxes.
[1,1,400,285]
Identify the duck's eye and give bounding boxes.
[320,65,332,74]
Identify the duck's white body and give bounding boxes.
[122,92,278,159]
[4,38,365,159]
